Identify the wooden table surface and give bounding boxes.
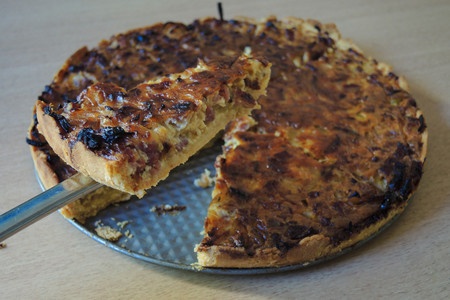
[1,0,449,298]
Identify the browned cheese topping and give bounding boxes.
[28,17,426,255]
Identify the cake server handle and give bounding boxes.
[0,173,102,242]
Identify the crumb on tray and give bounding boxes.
[116,220,129,229]
[95,226,122,242]
[194,168,215,188]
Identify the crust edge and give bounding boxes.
[196,202,408,268]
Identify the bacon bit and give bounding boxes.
[150,204,186,216]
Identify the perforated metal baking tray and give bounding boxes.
[37,143,400,275]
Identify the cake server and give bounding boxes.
[0,173,102,242]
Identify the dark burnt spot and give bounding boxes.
[229,187,249,202]
[387,72,399,80]
[244,77,261,90]
[267,150,291,174]
[148,80,172,91]
[265,20,277,29]
[152,44,162,51]
[43,106,72,133]
[67,64,84,73]
[177,52,198,69]
[380,159,417,210]
[394,142,413,159]
[235,89,256,106]
[202,234,217,247]
[308,191,320,198]
[398,178,413,200]
[380,157,395,176]
[172,101,191,111]
[330,221,355,245]
[348,48,361,57]
[25,137,47,147]
[324,135,341,154]
[380,191,397,210]
[271,233,290,254]
[388,161,406,191]
[368,74,383,87]
[117,106,141,122]
[38,85,54,102]
[332,202,344,215]
[128,88,142,97]
[135,33,150,44]
[348,221,353,233]
[344,83,360,89]
[306,45,325,61]
[321,166,334,181]
[102,126,129,144]
[264,180,279,190]
[410,161,423,186]
[408,99,417,107]
[159,142,170,155]
[418,115,426,133]
[30,114,41,139]
[286,224,317,240]
[320,216,333,227]
[193,70,215,81]
[285,28,295,41]
[147,63,163,74]
[211,34,221,42]
[43,85,53,94]
[385,86,402,96]
[348,190,361,198]
[333,126,359,136]
[208,227,219,237]
[91,51,108,68]
[77,128,102,150]
[318,35,334,47]
[61,94,77,103]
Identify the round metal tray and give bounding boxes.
[40,144,399,275]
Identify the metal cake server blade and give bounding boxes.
[0,173,102,242]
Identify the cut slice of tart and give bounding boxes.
[35,55,271,197]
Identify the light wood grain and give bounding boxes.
[1,0,449,299]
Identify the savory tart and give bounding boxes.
[27,16,427,268]
[35,55,270,197]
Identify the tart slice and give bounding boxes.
[35,55,271,197]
